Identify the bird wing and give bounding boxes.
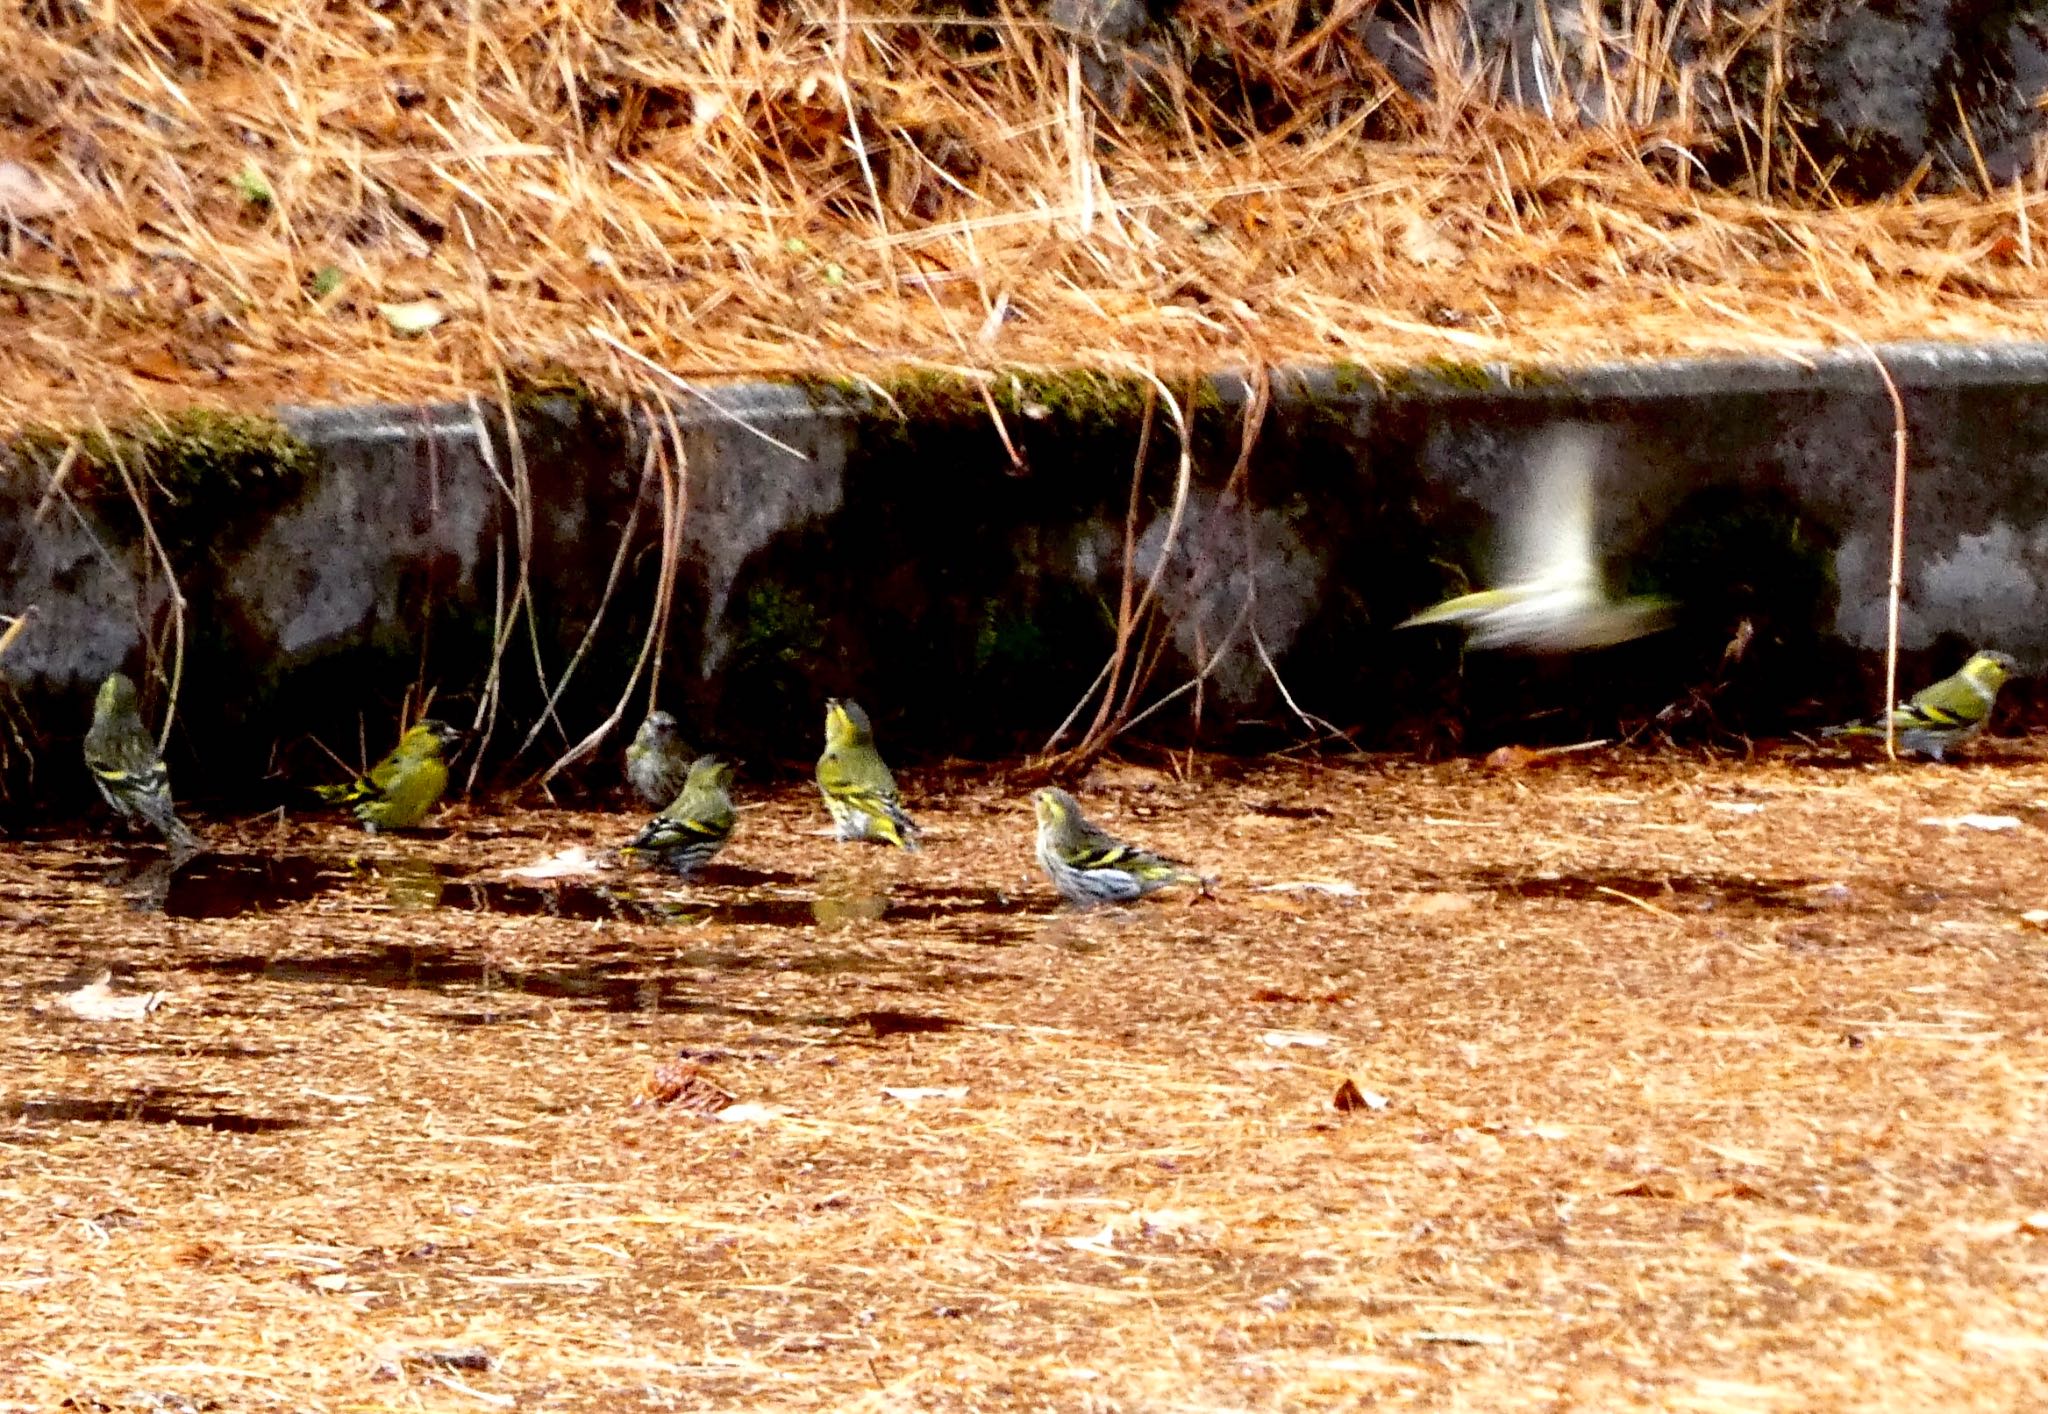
[1065,819,1186,874]
[819,748,900,801]
[629,812,727,851]
[1498,425,1603,593]
[1907,670,1993,725]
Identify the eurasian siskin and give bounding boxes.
[1823,650,2019,761]
[1032,787,1204,906]
[315,719,463,831]
[625,709,692,808]
[816,698,920,850]
[1400,425,1672,653]
[82,671,201,854]
[622,754,736,877]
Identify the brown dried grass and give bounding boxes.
[3,0,2048,432]
[6,748,2048,1409]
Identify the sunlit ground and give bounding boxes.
[5,747,2048,1411]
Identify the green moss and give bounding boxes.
[1328,362,1370,397]
[972,600,1050,675]
[791,373,870,409]
[828,367,1222,440]
[12,410,314,561]
[732,583,827,672]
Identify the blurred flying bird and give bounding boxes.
[1400,426,1673,652]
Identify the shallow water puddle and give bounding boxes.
[183,936,994,1023]
[4,1088,308,1134]
[1473,869,1829,912]
[47,851,1035,938]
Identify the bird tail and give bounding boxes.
[828,786,921,850]
[314,778,374,806]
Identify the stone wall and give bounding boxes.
[3,345,2047,813]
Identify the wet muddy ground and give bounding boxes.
[5,749,2048,1410]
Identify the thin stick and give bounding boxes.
[1044,386,1155,756]
[94,414,186,753]
[1879,355,1909,763]
[536,395,688,788]
[0,607,36,663]
[508,435,657,765]
[588,327,813,460]
[1812,322,1909,761]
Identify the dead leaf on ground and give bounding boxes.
[0,161,73,218]
[1399,214,1464,267]
[635,1059,736,1115]
[1919,814,2022,832]
[1396,891,1477,916]
[1333,1078,1388,1113]
[40,976,167,1022]
[1261,1030,1332,1050]
[378,300,446,335]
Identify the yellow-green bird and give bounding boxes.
[1823,650,2019,761]
[1399,425,1672,652]
[82,671,201,854]
[625,709,692,809]
[315,719,463,831]
[815,698,920,850]
[622,755,736,877]
[1032,787,1205,906]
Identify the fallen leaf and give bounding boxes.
[1333,1078,1388,1113]
[1252,880,1359,897]
[378,300,446,335]
[1261,1030,1331,1050]
[0,161,73,218]
[1395,891,1475,916]
[635,1059,736,1115]
[44,978,166,1022]
[1136,1208,1206,1236]
[1398,214,1463,267]
[127,348,191,384]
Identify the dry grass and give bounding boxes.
[7,747,2048,1409]
[4,0,2048,431]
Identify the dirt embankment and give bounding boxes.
[4,0,2048,429]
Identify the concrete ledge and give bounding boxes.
[5,341,2048,797]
